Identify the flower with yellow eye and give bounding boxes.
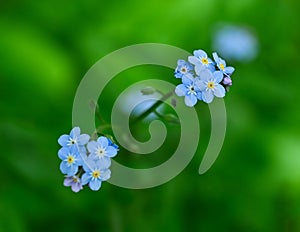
[81,156,111,191]
[212,52,235,76]
[188,49,214,73]
[58,127,90,149]
[58,146,84,176]
[64,176,83,192]
[196,70,225,104]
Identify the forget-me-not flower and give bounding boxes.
[58,146,84,176]
[175,74,202,107]
[58,127,90,148]
[87,136,118,163]
[64,176,83,193]
[212,52,234,76]
[174,60,193,78]
[188,49,214,73]
[196,70,225,103]
[81,156,111,191]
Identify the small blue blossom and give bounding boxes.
[87,136,118,163]
[212,52,234,76]
[81,156,111,191]
[188,49,214,73]
[196,70,226,103]
[58,146,84,176]
[108,138,119,150]
[175,74,202,107]
[64,176,83,193]
[58,127,90,148]
[174,60,193,78]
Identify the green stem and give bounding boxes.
[131,90,174,124]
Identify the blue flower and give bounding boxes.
[212,52,234,76]
[58,127,90,148]
[58,146,84,176]
[196,70,226,103]
[64,176,83,193]
[81,156,111,191]
[87,136,118,163]
[188,49,214,73]
[174,60,193,78]
[175,74,202,107]
[108,138,119,150]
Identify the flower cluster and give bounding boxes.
[174,49,235,107]
[57,127,119,192]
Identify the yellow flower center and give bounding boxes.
[92,170,100,178]
[67,155,75,164]
[201,58,209,65]
[207,81,215,89]
[219,63,225,70]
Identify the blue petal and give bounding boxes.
[184,94,197,107]
[199,69,213,82]
[225,66,234,75]
[195,64,205,75]
[195,80,207,91]
[194,49,207,58]
[87,141,98,153]
[67,164,78,176]
[81,173,91,185]
[71,182,82,193]
[214,84,226,98]
[58,135,69,147]
[212,52,219,62]
[182,75,193,86]
[213,71,224,83]
[202,90,214,103]
[97,136,109,148]
[77,134,90,146]
[70,127,80,138]
[60,161,69,175]
[177,59,186,66]
[95,156,111,169]
[58,147,69,160]
[175,84,187,97]
[100,169,111,181]
[63,177,73,187]
[89,179,102,191]
[106,146,118,157]
[188,56,201,65]
[196,91,202,100]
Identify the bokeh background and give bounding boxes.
[1,0,300,231]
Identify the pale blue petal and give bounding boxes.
[196,91,202,100]
[60,161,69,175]
[106,146,118,157]
[214,84,226,98]
[177,59,186,66]
[89,179,101,191]
[58,147,68,160]
[202,90,214,103]
[225,66,234,75]
[81,173,91,185]
[175,84,187,97]
[213,71,224,83]
[78,134,90,146]
[212,52,219,62]
[195,64,205,75]
[67,165,78,176]
[58,135,69,147]
[184,94,197,107]
[100,169,111,181]
[194,49,207,58]
[199,69,213,82]
[195,80,207,91]
[97,136,109,148]
[87,141,98,153]
[70,127,80,137]
[96,156,111,169]
[188,56,200,65]
[182,75,193,86]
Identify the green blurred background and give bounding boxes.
[1,0,300,231]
